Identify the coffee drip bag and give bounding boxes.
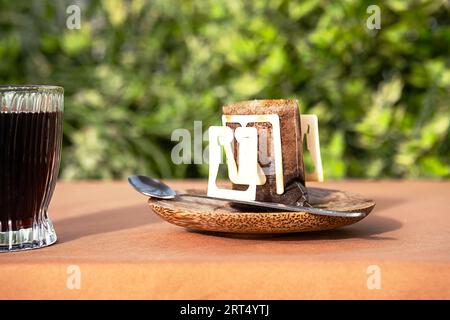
[222,99,309,206]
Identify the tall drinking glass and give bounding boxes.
[0,85,63,252]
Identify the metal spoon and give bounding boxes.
[128,175,366,218]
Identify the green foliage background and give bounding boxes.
[0,0,449,180]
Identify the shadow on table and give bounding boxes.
[194,196,404,241]
[54,204,162,243]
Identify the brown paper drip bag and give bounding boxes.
[222,99,309,207]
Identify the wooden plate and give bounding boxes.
[148,187,375,234]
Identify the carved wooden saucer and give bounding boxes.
[148,187,375,234]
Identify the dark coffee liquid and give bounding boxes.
[0,111,62,232]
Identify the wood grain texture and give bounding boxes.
[148,187,375,234]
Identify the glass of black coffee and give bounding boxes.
[0,85,63,252]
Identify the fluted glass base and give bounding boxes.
[0,217,57,252]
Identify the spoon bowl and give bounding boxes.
[128,175,176,199]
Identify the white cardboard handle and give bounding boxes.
[301,114,323,182]
[207,126,258,201]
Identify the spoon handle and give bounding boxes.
[177,193,366,218]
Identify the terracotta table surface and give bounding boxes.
[1,180,449,300]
